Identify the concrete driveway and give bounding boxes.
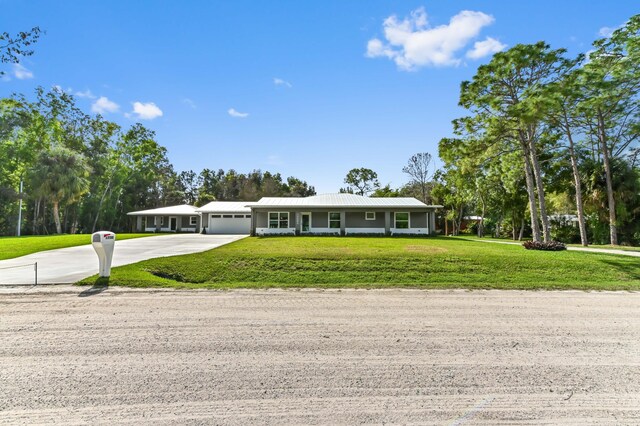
[0,234,247,285]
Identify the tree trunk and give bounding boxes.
[92,178,112,233]
[563,114,588,246]
[518,218,525,241]
[445,217,448,236]
[527,134,551,243]
[598,109,618,246]
[512,217,517,240]
[52,200,62,234]
[522,145,541,242]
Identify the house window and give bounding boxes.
[269,212,289,228]
[395,212,409,229]
[190,216,197,225]
[329,212,341,229]
[222,215,233,218]
[234,214,244,218]
[160,217,164,226]
[211,215,221,218]
[245,215,251,218]
[365,212,376,221]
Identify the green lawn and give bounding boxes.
[0,233,155,260]
[79,236,640,290]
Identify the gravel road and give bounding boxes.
[1,287,639,424]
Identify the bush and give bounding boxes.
[522,240,567,251]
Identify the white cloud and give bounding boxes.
[75,89,96,99]
[182,98,197,109]
[91,96,120,114]
[273,78,292,88]
[598,26,618,38]
[131,101,163,120]
[13,63,34,79]
[466,37,506,59]
[366,7,498,70]
[228,108,249,118]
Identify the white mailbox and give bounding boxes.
[91,231,116,277]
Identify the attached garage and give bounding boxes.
[197,201,252,235]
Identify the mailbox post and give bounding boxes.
[91,231,116,277]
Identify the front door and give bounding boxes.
[170,217,177,231]
[301,213,311,232]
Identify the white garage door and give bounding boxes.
[208,214,251,234]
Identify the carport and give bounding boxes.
[196,201,252,234]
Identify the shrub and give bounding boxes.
[522,240,567,251]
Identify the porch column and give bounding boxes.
[384,211,391,236]
[250,211,256,236]
[155,216,160,231]
[429,211,436,235]
[295,212,301,235]
[340,211,346,236]
[136,216,142,232]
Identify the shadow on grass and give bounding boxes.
[600,259,640,281]
[78,277,109,297]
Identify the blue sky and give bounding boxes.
[2,1,638,193]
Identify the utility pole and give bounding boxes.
[17,179,23,237]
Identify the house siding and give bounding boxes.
[345,211,384,228]
[410,212,428,228]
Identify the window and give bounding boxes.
[395,212,409,229]
[190,216,197,225]
[245,215,252,218]
[222,215,233,218]
[160,217,164,226]
[234,214,244,218]
[329,212,341,229]
[269,212,289,228]
[365,212,376,221]
[211,214,221,218]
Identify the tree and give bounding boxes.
[343,168,380,196]
[29,146,91,234]
[578,15,640,245]
[402,153,434,203]
[459,42,575,242]
[0,27,42,76]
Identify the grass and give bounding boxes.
[79,236,640,290]
[0,233,156,260]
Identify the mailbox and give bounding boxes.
[91,231,116,277]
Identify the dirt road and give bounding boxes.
[1,287,639,424]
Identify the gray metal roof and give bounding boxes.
[127,204,198,216]
[247,193,441,209]
[196,201,252,213]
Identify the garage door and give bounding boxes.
[208,214,251,234]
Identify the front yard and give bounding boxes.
[79,236,640,290]
[0,233,155,260]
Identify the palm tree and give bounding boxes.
[30,146,91,234]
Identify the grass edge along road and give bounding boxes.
[79,236,640,291]
[0,233,156,261]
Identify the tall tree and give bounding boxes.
[29,146,91,234]
[459,42,575,242]
[402,152,434,203]
[578,15,640,245]
[344,167,380,196]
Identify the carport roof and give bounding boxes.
[196,201,252,213]
[247,193,442,209]
[127,205,198,216]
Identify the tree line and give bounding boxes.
[431,15,640,246]
[0,87,315,235]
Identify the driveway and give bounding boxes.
[1,288,638,424]
[0,234,246,285]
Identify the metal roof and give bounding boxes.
[127,204,198,216]
[247,193,442,209]
[196,201,252,213]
